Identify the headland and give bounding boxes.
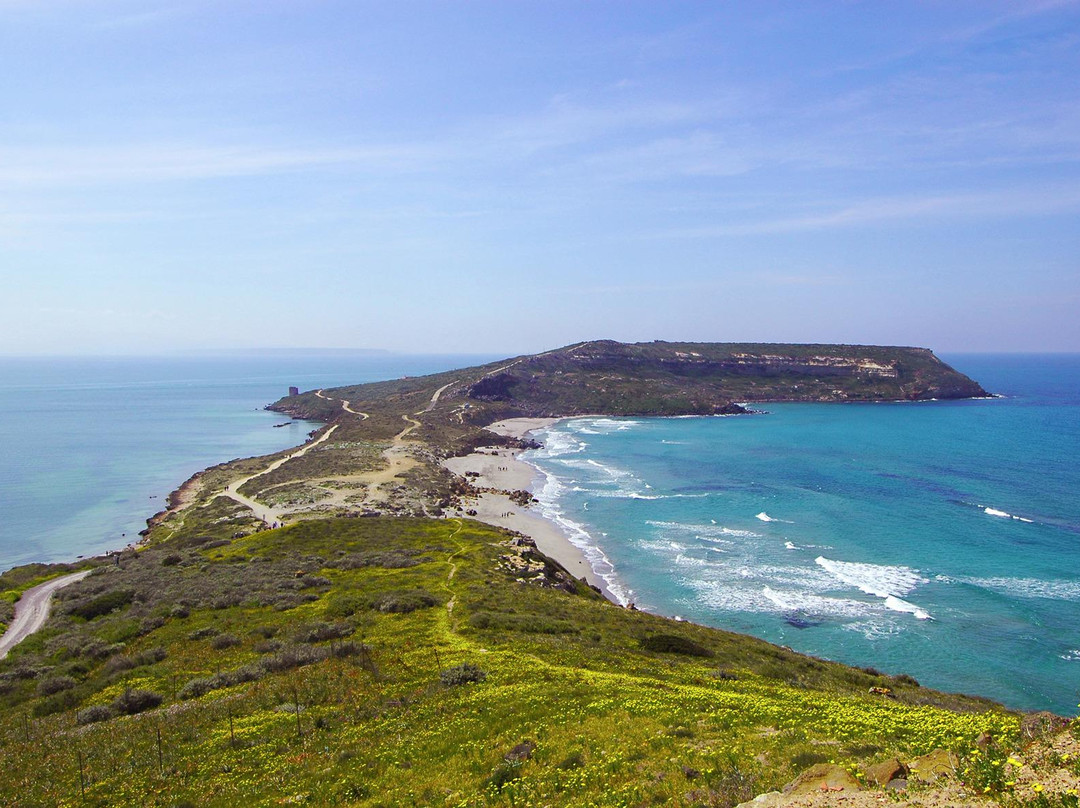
[2,341,1075,807]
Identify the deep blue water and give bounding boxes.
[0,353,495,569]
[524,355,1080,714]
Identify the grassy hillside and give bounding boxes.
[271,340,988,425]
[0,515,1027,807]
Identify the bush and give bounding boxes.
[261,645,326,673]
[33,689,81,716]
[295,621,353,643]
[440,663,486,687]
[76,704,114,725]
[210,633,241,650]
[640,633,713,657]
[179,664,265,700]
[179,677,218,700]
[470,611,578,634]
[370,589,437,614]
[112,688,162,715]
[161,554,182,567]
[188,626,219,640]
[324,591,366,618]
[68,589,134,620]
[36,675,76,696]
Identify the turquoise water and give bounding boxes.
[524,355,1080,714]
[0,354,494,569]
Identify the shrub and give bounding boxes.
[370,589,437,614]
[76,704,114,725]
[36,675,76,696]
[170,604,190,619]
[33,689,80,716]
[470,611,577,634]
[113,688,162,715]
[210,633,241,650]
[179,664,265,700]
[188,626,219,640]
[68,589,134,620]
[261,645,326,673]
[139,616,165,634]
[440,663,486,687]
[179,677,218,700]
[324,591,366,618]
[331,641,369,659]
[295,621,353,643]
[639,633,713,657]
[161,554,182,567]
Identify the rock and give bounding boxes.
[784,763,862,795]
[907,748,957,782]
[864,757,907,786]
[885,778,908,791]
[1021,711,1070,742]
[504,740,535,762]
[735,793,785,808]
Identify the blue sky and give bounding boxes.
[1,1,1078,355]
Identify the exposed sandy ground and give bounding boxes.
[222,424,340,525]
[0,570,91,659]
[443,417,613,598]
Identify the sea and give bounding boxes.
[523,355,1080,715]
[0,353,494,569]
[1,353,1076,714]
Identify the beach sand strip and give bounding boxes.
[443,417,612,599]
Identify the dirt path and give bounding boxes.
[315,389,369,420]
[0,570,91,659]
[222,424,339,525]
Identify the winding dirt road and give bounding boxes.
[0,570,91,659]
[222,424,339,525]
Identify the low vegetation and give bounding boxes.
[2,515,1061,807]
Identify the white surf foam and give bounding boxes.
[756,511,794,524]
[973,504,1035,523]
[785,541,798,550]
[1061,649,1080,661]
[815,556,932,619]
[646,520,761,539]
[962,576,1080,602]
[527,463,633,606]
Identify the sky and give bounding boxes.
[1,1,1078,356]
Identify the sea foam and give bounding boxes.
[815,557,932,619]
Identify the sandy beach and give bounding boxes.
[443,417,613,599]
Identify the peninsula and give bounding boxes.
[1,341,1073,808]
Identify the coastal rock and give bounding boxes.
[865,757,907,786]
[784,763,862,795]
[1021,711,1071,742]
[907,748,957,782]
[735,793,785,808]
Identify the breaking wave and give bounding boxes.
[815,557,932,620]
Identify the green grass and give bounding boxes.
[0,516,1023,806]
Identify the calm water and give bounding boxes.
[524,355,1080,713]
[0,353,494,569]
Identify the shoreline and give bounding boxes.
[443,417,617,601]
